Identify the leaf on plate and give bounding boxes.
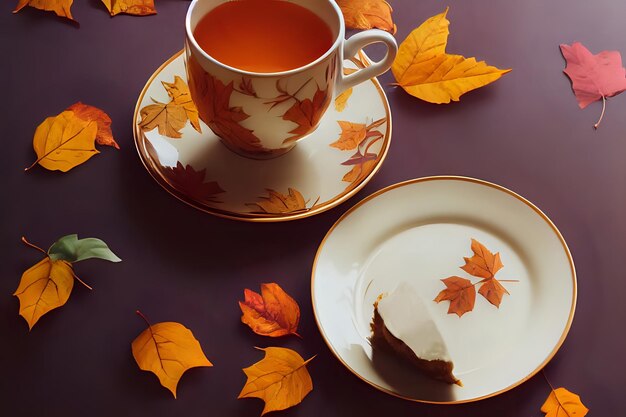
[541,387,589,417]
[337,0,396,34]
[462,238,510,307]
[13,0,75,21]
[330,121,367,151]
[560,42,626,129]
[342,159,377,184]
[238,347,315,416]
[162,76,201,133]
[239,283,300,337]
[334,69,358,112]
[67,102,119,149]
[434,276,476,317]
[14,235,121,329]
[282,85,331,144]
[138,100,187,139]
[26,110,99,172]
[247,188,317,214]
[391,7,510,103]
[162,162,224,204]
[132,311,213,398]
[188,56,268,153]
[101,0,156,16]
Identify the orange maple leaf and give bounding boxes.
[462,239,510,307]
[187,56,268,154]
[239,283,300,337]
[541,387,589,417]
[282,86,331,144]
[434,276,476,317]
[14,0,75,21]
[162,162,224,204]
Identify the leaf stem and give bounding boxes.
[594,95,606,129]
[21,236,47,256]
[136,309,152,328]
[541,369,556,392]
[71,269,93,290]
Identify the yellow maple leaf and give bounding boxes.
[26,110,99,172]
[162,76,201,133]
[541,387,589,417]
[248,188,315,214]
[131,313,213,398]
[13,258,74,330]
[337,0,396,34]
[238,347,315,416]
[101,0,156,16]
[138,100,187,139]
[392,7,510,104]
[13,0,74,21]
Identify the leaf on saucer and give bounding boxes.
[282,85,331,144]
[462,239,510,307]
[67,102,119,149]
[391,7,510,103]
[101,0,156,16]
[132,311,212,398]
[139,100,187,139]
[26,110,99,172]
[335,68,358,112]
[239,283,300,337]
[14,235,121,329]
[330,121,367,151]
[541,387,589,417]
[162,76,201,133]
[248,188,317,214]
[187,56,268,154]
[434,276,476,317]
[13,0,75,21]
[162,162,224,204]
[238,347,314,416]
[337,0,396,34]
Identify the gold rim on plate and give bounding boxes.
[132,50,392,222]
[310,175,577,404]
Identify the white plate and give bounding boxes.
[311,176,576,403]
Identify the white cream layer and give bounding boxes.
[376,282,451,362]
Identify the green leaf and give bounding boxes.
[48,234,121,263]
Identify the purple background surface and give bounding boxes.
[2,1,625,415]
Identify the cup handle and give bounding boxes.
[337,29,398,94]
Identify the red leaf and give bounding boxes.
[560,42,626,109]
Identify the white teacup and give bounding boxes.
[185,0,397,159]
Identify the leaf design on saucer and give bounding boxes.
[162,162,225,204]
[187,56,269,154]
[281,83,331,145]
[335,69,358,112]
[331,118,386,191]
[138,99,187,139]
[247,188,319,214]
[162,76,202,134]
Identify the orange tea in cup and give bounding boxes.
[192,0,334,73]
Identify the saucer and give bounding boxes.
[133,50,391,222]
[312,177,576,403]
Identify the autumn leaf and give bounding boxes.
[187,55,268,154]
[434,276,476,317]
[248,188,317,214]
[342,159,377,185]
[541,387,589,417]
[330,121,367,150]
[392,7,510,104]
[162,76,201,133]
[13,0,75,21]
[139,100,187,139]
[560,42,626,129]
[282,86,331,144]
[67,102,119,149]
[334,69,358,112]
[132,311,212,398]
[337,0,396,34]
[238,347,315,416]
[101,0,156,16]
[26,110,98,172]
[162,162,224,203]
[14,235,120,329]
[239,283,300,337]
[462,238,510,307]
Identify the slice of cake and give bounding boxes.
[370,283,461,385]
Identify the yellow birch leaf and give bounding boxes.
[541,387,589,417]
[162,76,202,133]
[132,316,213,398]
[13,0,75,21]
[330,121,367,150]
[337,0,396,34]
[138,100,187,139]
[101,0,156,16]
[238,347,315,416]
[13,258,74,330]
[28,110,99,172]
